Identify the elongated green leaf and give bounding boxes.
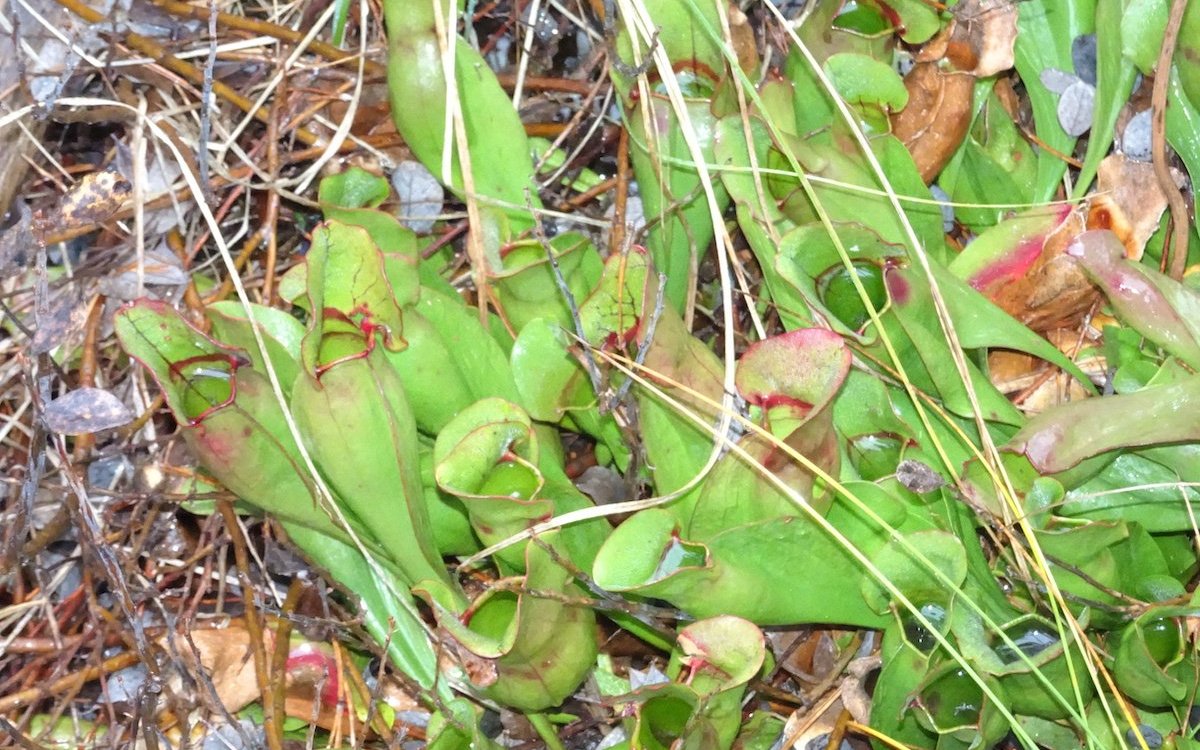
[1062,451,1200,532]
[384,0,537,245]
[1074,0,1137,194]
[1068,230,1200,368]
[282,522,441,692]
[1008,376,1200,473]
[292,349,452,590]
[580,250,725,507]
[115,301,351,543]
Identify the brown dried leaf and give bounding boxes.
[1092,154,1176,260]
[727,3,759,76]
[43,387,133,434]
[989,327,1105,412]
[988,208,1101,332]
[891,62,975,183]
[182,621,420,733]
[31,290,89,354]
[53,170,131,230]
[185,626,262,714]
[950,0,1019,76]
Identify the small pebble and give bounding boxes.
[1072,34,1098,86]
[1124,724,1163,749]
[105,663,148,705]
[1122,109,1153,162]
[1040,68,1078,95]
[391,161,445,234]
[1057,79,1095,137]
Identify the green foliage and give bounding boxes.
[113,0,1200,744]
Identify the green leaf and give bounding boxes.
[580,250,724,507]
[282,522,440,692]
[824,53,909,112]
[593,507,890,628]
[624,93,729,311]
[491,232,604,333]
[675,616,766,695]
[433,398,549,571]
[386,286,519,435]
[299,221,409,375]
[417,534,598,711]
[1061,451,1200,531]
[206,301,304,394]
[860,530,968,615]
[1167,70,1200,220]
[713,116,813,330]
[291,347,452,590]
[114,301,353,543]
[1008,377,1200,473]
[686,329,850,538]
[510,318,630,469]
[940,89,1038,232]
[1121,0,1167,73]
[1114,607,1196,707]
[318,166,390,209]
[1074,0,1138,194]
[384,0,538,249]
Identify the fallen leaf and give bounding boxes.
[891,62,975,183]
[185,626,262,714]
[52,170,131,230]
[179,620,421,734]
[31,291,89,354]
[98,248,189,300]
[392,161,445,234]
[985,207,1101,332]
[44,387,133,434]
[989,327,1105,412]
[726,3,759,76]
[1091,153,1174,259]
[1057,79,1095,137]
[949,0,1019,76]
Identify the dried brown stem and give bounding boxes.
[217,501,283,750]
[0,650,141,712]
[52,0,324,147]
[1151,0,1193,279]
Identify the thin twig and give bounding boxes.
[612,271,667,405]
[611,125,630,254]
[528,188,606,396]
[0,649,141,712]
[51,0,325,147]
[198,0,218,206]
[217,501,284,750]
[1151,0,1192,280]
